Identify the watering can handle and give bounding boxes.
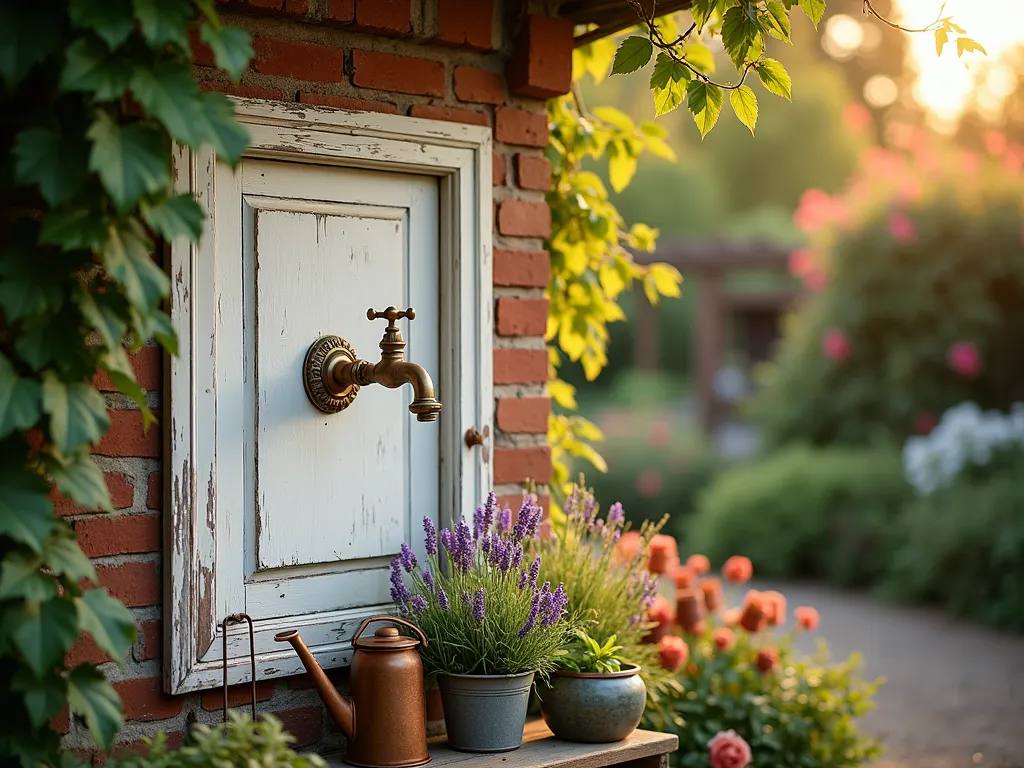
[352,615,429,648]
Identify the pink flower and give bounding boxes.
[985,131,1008,157]
[722,555,753,584]
[713,627,735,651]
[636,470,663,498]
[915,411,937,434]
[947,341,982,379]
[794,188,844,234]
[658,635,690,672]
[794,606,820,631]
[788,248,816,277]
[803,267,828,293]
[687,554,711,575]
[821,328,852,363]
[756,646,779,673]
[887,211,916,242]
[708,730,752,768]
[842,103,871,133]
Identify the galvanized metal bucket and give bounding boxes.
[436,671,535,753]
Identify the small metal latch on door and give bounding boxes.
[464,425,490,463]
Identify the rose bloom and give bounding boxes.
[915,411,937,435]
[687,554,711,575]
[676,590,705,634]
[794,606,820,631]
[648,594,674,627]
[673,564,696,589]
[739,591,767,633]
[707,730,752,768]
[947,341,982,379]
[657,635,690,672]
[756,646,779,673]
[648,534,679,575]
[722,555,753,585]
[722,607,742,626]
[700,577,724,613]
[761,590,787,626]
[821,327,852,363]
[887,211,916,243]
[713,627,735,651]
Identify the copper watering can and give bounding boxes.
[275,616,430,768]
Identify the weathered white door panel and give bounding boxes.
[167,103,492,694]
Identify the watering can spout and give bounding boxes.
[275,629,355,738]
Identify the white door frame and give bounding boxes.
[165,100,493,694]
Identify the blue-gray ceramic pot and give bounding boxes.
[539,664,646,743]
[437,671,535,753]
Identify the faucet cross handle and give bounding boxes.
[367,306,416,330]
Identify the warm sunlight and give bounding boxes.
[895,0,1024,128]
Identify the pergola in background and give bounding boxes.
[633,241,799,434]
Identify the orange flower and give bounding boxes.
[722,607,742,626]
[614,531,642,565]
[713,627,735,651]
[761,590,787,627]
[756,646,779,674]
[673,565,696,590]
[739,590,767,633]
[687,554,711,575]
[648,594,674,627]
[648,534,679,575]
[657,635,690,672]
[699,577,723,613]
[722,555,753,584]
[794,606,820,631]
[676,590,706,635]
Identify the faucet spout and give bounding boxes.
[364,360,442,423]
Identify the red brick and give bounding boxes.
[299,91,399,113]
[436,0,495,50]
[51,706,70,735]
[274,706,323,748]
[354,0,412,35]
[493,446,552,485]
[67,634,112,667]
[497,397,550,433]
[495,107,547,148]
[94,347,162,392]
[410,105,488,126]
[493,153,506,186]
[114,676,183,722]
[137,618,162,662]
[496,297,548,337]
[325,0,354,23]
[516,155,551,191]
[494,248,550,288]
[252,37,344,82]
[493,348,548,385]
[189,27,216,68]
[498,199,550,238]
[110,733,185,760]
[497,493,552,519]
[96,410,160,458]
[507,14,573,98]
[75,514,161,558]
[147,472,162,510]
[97,561,160,608]
[244,0,308,14]
[53,472,134,517]
[454,66,504,104]
[201,681,276,711]
[198,82,287,100]
[352,50,444,97]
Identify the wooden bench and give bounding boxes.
[325,720,678,768]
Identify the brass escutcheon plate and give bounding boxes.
[303,335,359,414]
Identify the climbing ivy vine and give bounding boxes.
[0,2,251,763]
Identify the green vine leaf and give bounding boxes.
[13,126,90,207]
[75,588,136,661]
[686,80,724,139]
[0,552,57,603]
[133,307,178,357]
[0,353,42,440]
[99,347,152,420]
[12,667,67,728]
[41,373,110,456]
[67,665,123,751]
[797,0,826,28]
[103,222,169,312]
[78,289,128,351]
[0,6,61,89]
[755,58,793,100]
[41,205,109,252]
[649,52,690,90]
[721,6,760,67]
[60,37,132,101]
[611,36,654,75]
[0,241,66,323]
[48,449,113,512]
[8,597,79,677]
[44,528,99,584]
[0,468,54,553]
[730,84,759,135]
[69,0,135,49]
[142,194,205,242]
[133,0,192,50]
[191,92,251,165]
[654,81,687,117]
[129,60,204,143]
[763,1,792,43]
[87,111,170,211]
[200,22,253,82]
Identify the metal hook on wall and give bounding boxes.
[221,613,257,723]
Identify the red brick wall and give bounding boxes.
[60,0,570,759]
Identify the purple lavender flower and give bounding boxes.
[423,517,437,555]
[412,595,427,614]
[483,491,497,532]
[481,533,492,556]
[437,587,450,610]
[511,541,523,570]
[528,554,541,588]
[513,499,543,541]
[628,613,640,627]
[542,583,567,625]
[606,502,625,527]
[389,557,411,604]
[472,505,485,540]
[440,528,453,557]
[461,592,472,608]
[400,542,417,573]
[423,567,434,592]
[454,518,474,571]
[582,494,596,524]
[518,570,528,590]
[518,590,541,638]
[498,539,513,573]
[498,504,512,534]
[472,588,485,623]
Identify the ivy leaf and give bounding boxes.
[142,194,205,242]
[69,0,135,49]
[653,81,687,118]
[721,6,760,67]
[76,589,136,661]
[12,667,67,728]
[690,0,716,31]
[98,347,153,423]
[67,665,123,751]
[686,80,724,139]
[48,450,112,513]
[797,0,826,28]
[133,307,178,357]
[0,468,54,553]
[87,111,170,211]
[78,289,128,351]
[763,1,792,43]
[44,530,99,583]
[187,92,251,167]
[0,6,61,90]
[133,0,192,50]
[755,58,792,100]
[103,222,169,310]
[730,84,759,135]
[13,126,90,207]
[611,36,653,75]
[60,37,132,101]
[649,53,690,90]
[0,241,65,322]
[0,353,42,440]
[200,22,253,82]
[41,205,109,252]
[8,597,78,677]
[16,312,82,372]
[41,372,110,456]
[0,552,56,603]
[129,60,204,146]
[956,37,987,57]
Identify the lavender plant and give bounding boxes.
[391,494,575,677]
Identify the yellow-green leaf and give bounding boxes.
[755,58,792,100]
[798,0,825,28]
[686,80,724,138]
[955,37,987,57]
[611,36,653,75]
[549,379,578,410]
[654,80,687,117]
[607,143,637,192]
[934,27,949,56]
[648,262,683,297]
[729,84,758,135]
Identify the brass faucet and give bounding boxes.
[302,306,442,422]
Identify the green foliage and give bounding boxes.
[107,712,327,768]
[644,625,883,768]
[0,0,251,762]
[688,444,911,586]
[559,630,626,673]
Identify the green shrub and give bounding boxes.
[688,444,911,586]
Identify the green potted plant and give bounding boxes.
[539,630,647,743]
[391,493,575,753]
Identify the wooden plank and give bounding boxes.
[324,723,677,768]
